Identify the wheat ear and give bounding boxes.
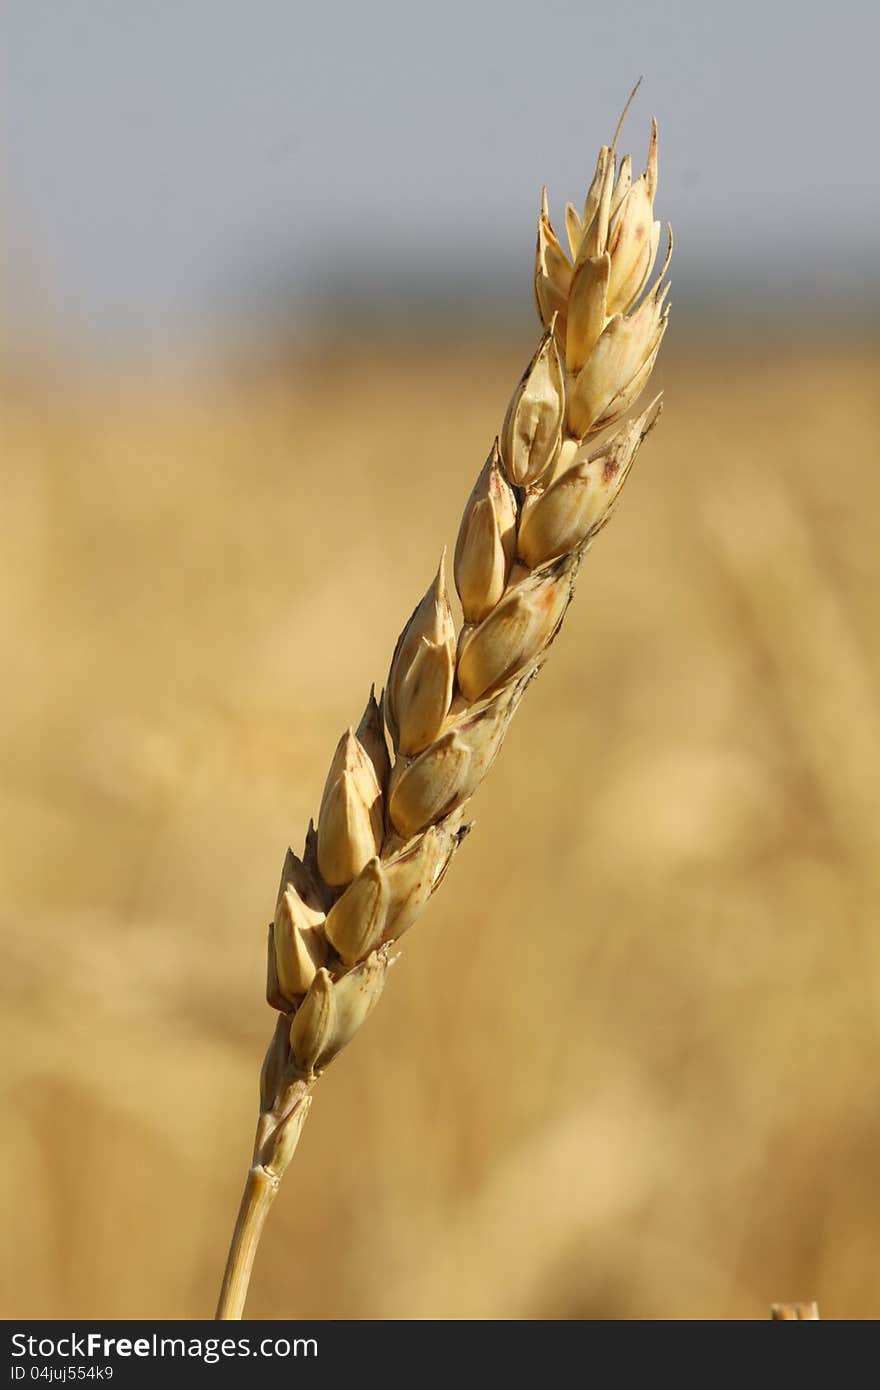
[215,109,672,1321]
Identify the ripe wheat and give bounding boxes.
[216,101,672,1320]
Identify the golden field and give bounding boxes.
[2,338,879,1319]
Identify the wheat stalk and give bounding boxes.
[215,97,672,1321]
[771,1303,821,1320]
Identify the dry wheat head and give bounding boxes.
[219,106,672,1317]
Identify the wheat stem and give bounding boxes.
[215,1166,280,1321]
[771,1302,820,1320]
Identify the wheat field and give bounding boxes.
[2,337,879,1319]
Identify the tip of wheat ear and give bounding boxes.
[219,111,672,1319]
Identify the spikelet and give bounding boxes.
[456,561,572,702]
[454,442,517,623]
[387,553,456,756]
[265,847,329,1006]
[606,120,660,315]
[567,276,669,439]
[324,856,389,965]
[518,399,662,567]
[500,325,565,486]
[325,822,461,965]
[566,250,611,375]
[290,968,336,1073]
[380,822,461,939]
[387,683,524,839]
[289,954,389,1075]
[322,950,389,1064]
[272,883,328,1000]
[316,730,385,887]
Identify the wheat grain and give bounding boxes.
[216,102,671,1320]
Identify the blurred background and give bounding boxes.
[2,0,879,1320]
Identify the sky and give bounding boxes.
[1,0,878,363]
